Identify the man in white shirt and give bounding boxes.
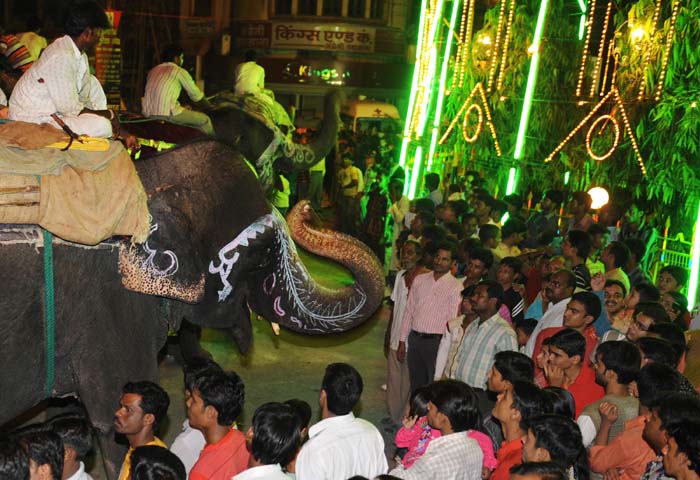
[234,402,301,480]
[296,363,387,480]
[390,380,483,479]
[49,416,94,480]
[235,50,266,97]
[9,1,115,138]
[142,44,213,135]
[524,269,576,357]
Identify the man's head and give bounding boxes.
[410,211,436,236]
[424,173,440,192]
[627,302,670,342]
[637,337,678,367]
[628,283,661,310]
[624,238,647,269]
[648,322,687,368]
[501,219,527,245]
[504,194,523,214]
[460,285,477,316]
[432,241,457,275]
[321,363,363,416]
[64,1,109,52]
[663,418,700,478]
[588,223,609,251]
[636,363,694,415]
[400,240,422,271]
[541,190,564,214]
[568,191,592,215]
[284,398,312,441]
[497,257,523,287]
[183,357,222,397]
[466,248,494,281]
[603,280,627,317]
[601,241,630,270]
[246,402,301,467]
[657,266,688,294]
[594,341,641,388]
[509,461,567,480]
[561,230,592,261]
[544,269,576,305]
[563,291,601,330]
[547,329,586,372]
[487,351,535,393]
[244,49,257,62]
[21,431,63,480]
[427,380,480,433]
[114,381,170,438]
[187,370,244,429]
[47,415,92,475]
[462,213,479,237]
[470,280,504,318]
[0,438,28,480]
[474,193,493,219]
[522,414,585,471]
[644,392,700,454]
[130,445,185,480]
[478,224,501,249]
[492,381,552,430]
[162,44,184,66]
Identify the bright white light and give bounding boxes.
[527,44,538,54]
[692,101,698,108]
[630,27,645,43]
[479,35,492,45]
[588,187,610,209]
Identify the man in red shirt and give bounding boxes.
[544,328,604,416]
[188,370,249,480]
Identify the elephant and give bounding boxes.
[0,138,384,478]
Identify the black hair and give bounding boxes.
[566,230,592,260]
[424,173,440,190]
[414,198,436,214]
[648,322,687,364]
[461,285,477,298]
[284,399,312,430]
[477,279,504,309]
[47,415,93,459]
[251,402,302,466]
[665,418,700,475]
[634,302,670,325]
[543,387,576,419]
[659,265,688,288]
[434,240,457,260]
[502,218,527,239]
[636,363,688,407]
[491,199,507,217]
[606,241,631,269]
[595,341,641,384]
[421,224,447,247]
[634,283,661,303]
[515,318,539,337]
[511,381,554,429]
[0,438,29,480]
[652,392,700,431]
[624,238,647,263]
[21,431,64,480]
[526,414,589,480]
[244,49,257,62]
[478,224,500,244]
[122,381,170,433]
[64,1,110,37]
[510,461,567,480]
[664,291,689,330]
[322,363,363,415]
[637,337,678,367]
[543,190,564,205]
[493,351,535,384]
[462,212,478,225]
[448,183,462,194]
[161,44,184,62]
[408,386,432,418]
[443,222,465,240]
[570,291,602,319]
[553,269,577,291]
[549,328,586,362]
[131,445,185,480]
[415,210,437,226]
[429,380,480,432]
[448,199,470,219]
[183,357,222,393]
[588,223,608,236]
[193,370,245,426]
[604,279,628,299]
[504,194,524,209]
[500,256,524,277]
[571,191,592,210]
[470,247,494,270]
[475,193,494,212]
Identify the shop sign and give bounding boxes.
[271,23,375,53]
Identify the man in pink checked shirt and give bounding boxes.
[398,241,464,392]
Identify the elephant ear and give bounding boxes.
[118,189,206,304]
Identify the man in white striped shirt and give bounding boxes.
[142,44,213,135]
[398,241,464,392]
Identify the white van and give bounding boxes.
[341,99,401,133]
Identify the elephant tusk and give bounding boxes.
[270,322,280,336]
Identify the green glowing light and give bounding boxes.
[514,0,550,159]
[687,201,700,308]
[564,171,570,185]
[417,47,438,137]
[506,167,518,195]
[399,136,411,173]
[427,128,439,170]
[578,15,586,40]
[408,146,424,199]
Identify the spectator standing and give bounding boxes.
[661,418,700,480]
[564,191,593,234]
[434,286,478,381]
[337,156,363,236]
[234,50,265,96]
[425,173,443,206]
[623,238,651,288]
[388,180,410,273]
[601,242,632,294]
[48,415,94,480]
[130,446,186,480]
[561,231,593,291]
[296,363,387,480]
[523,190,563,249]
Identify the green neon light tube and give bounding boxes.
[687,201,700,308]
[427,127,439,170]
[417,47,438,137]
[564,171,570,185]
[506,167,518,194]
[409,146,424,199]
[514,0,551,159]
[578,15,586,40]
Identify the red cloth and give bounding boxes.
[490,438,523,480]
[525,268,542,305]
[532,326,598,387]
[189,429,249,480]
[568,363,605,417]
[589,416,656,480]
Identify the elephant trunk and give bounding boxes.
[248,201,384,334]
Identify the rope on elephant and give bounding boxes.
[42,224,55,396]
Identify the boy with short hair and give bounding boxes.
[48,415,94,480]
[497,257,526,324]
[657,265,687,295]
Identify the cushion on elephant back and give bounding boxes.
[121,118,208,145]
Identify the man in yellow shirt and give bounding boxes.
[114,381,170,480]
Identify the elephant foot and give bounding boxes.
[177,319,213,364]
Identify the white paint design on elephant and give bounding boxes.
[273,296,286,316]
[141,222,179,277]
[263,273,276,295]
[209,214,276,302]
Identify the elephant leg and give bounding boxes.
[94,426,127,480]
[177,319,213,363]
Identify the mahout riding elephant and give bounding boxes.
[0,139,383,478]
